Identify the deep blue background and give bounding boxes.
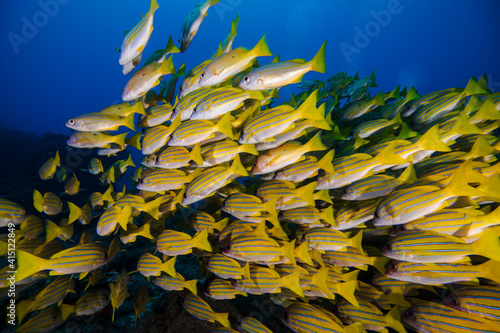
[1,0,499,136]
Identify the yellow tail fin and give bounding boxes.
[294,241,314,266]
[215,112,234,139]
[192,228,213,252]
[309,41,327,74]
[416,124,451,152]
[281,271,304,297]
[162,256,177,277]
[16,250,47,282]
[320,205,336,227]
[214,311,231,328]
[297,90,324,121]
[190,143,204,166]
[142,197,163,220]
[228,155,249,177]
[54,150,61,167]
[473,229,500,262]
[251,34,272,57]
[160,55,175,76]
[113,133,128,148]
[318,149,335,175]
[304,131,327,153]
[33,189,44,213]
[45,220,61,243]
[282,239,297,267]
[67,202,82,224]
[336,280,359,307]
[184,279,198,295]
[348,231,364,254]
[122,112,136,131]
[296,182,317,207]
[385,306,406,333]
[149,0,159,13]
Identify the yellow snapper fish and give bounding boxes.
[38,150,60,180]
[381,229,500,263]
[180,0,220,52]
[119,0,159,66]
[168,112,234,146]
[403,301,500,333]
[251,131,327,175]
[45,219,74,242]
[389,206,500,238]
[67,131,128,149]
[190,88,265,120]
[122,55,175,101]
[16,275,75,325]
[64,173,80,195]
[16,307,65,333]
[110,271,130,321]
[183,292,231,328]
[442,285,500,322]
[62,290,110,317]
[337,300,406,333]
[341,163,417,201]
[156,228,212,256]
[205,253,250,279]
[238,41,327,90]
[198,35,273,87]
[222,224,296,265]
[385,259,500,285]
[197,139,258,167]
[16,243,108,282]
[137,253,176,277]
[182,155,249,205]
[372,162,497,226]
[65,112,135,132]
[171,87,217,121]
[189,211,229,233]
[137,102,174,128]
[119,220,155,244]
[282,302,361,333]
[179,59,212,98]
[239,89,324,144]
[232,265,304,296]
[14,215,44,241]
[33,190,63,215]
[137,168,201,192]
[205,278,248,300]
[0,198,27,227]
[99,101,146,117]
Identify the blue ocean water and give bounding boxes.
[1,0,499,136]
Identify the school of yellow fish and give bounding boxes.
[2,0,500,332]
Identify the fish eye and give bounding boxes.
[389,263,398,271]
[243,76,249,82]
[452,297,460,305]
[400,225,406,231]
[122,89,124,93]
[193,107,197,112]
[68,119,75,125]
[179,86,183,92]
[200,73,205,78]
[385,244,393,251]
[374,211,380,219]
